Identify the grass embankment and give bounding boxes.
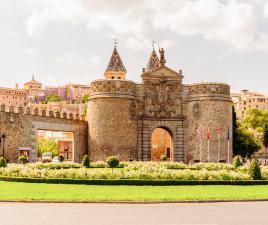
[0,181,268,202]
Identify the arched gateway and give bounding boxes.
[151,127,173,161]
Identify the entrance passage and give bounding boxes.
[151,128,173,161]
[37,130,74,161]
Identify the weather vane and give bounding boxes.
[152,40,156,49]
[113,38,118,47]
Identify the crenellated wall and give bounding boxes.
[0,104,88,163]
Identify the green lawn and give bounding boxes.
[0,181,268,202]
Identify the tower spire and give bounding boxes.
[145,43,160,72]
[104,42,127,80]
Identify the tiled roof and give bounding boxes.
[146,49,160,71]
[105,47,127,72]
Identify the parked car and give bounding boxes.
[42,152,52,163]
[52,155,64,163]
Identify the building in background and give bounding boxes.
[0,86,27,107]
[24,76,45,103]
[67,84,90,102]
[231,90,268,120]
[45,84,90,103]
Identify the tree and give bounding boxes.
[233,106,261,158]
[249,159,261,180]
[243,108,268,132]
[81,94,90,103]
[106,156,120,168]
[262,123,268,159]
[82,154,90,167]
[44,95,60,104]
[232,106,239,155]
[234,124,261,158]
[37,138,59,157]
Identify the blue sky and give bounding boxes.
[1,0,268,94]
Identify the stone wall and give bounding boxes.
[186,83,233,163]
[88,80,138,161]
[0,104,88,163]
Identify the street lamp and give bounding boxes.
[1,134,6,158]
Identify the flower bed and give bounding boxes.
[0,161,264,181]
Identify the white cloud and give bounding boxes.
[25,0,268,52]
[151,0,256,50]
[264,2,268,17]
[252,33,268,51]
[125,36,175,51]
[26,0,89,37]
[56,53,101,67]
[24,48,39,56]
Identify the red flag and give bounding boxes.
[206,128,211,141]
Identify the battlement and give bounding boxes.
[90,79,136,99]
[189,82,230,97]
[0,103,86,121]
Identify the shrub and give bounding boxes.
[249,159,261,180]
[233,156,241,169]
[18,156,27,164]
[160,154,168,161]
[28,163,81,170]
[0,157,7,168]
[58,155,64,162]
[106,156,120,168]
[82,155,90,168]
[166,162,187,169]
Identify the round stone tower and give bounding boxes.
[87,44,138,161]
[87,80,138,161]
[186,82,233,163]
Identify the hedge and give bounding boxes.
[1,176,268,186]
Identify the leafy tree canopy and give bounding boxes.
[81,94,90,103]
[233,124,261,158]
[243,108,268,132]
[37,138,59,157]
[233,107,261,158]
[44,95,60,104]
[262,123,268,149]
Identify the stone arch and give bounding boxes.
[139,119,184,162]
[151,126,174,161]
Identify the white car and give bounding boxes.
[42,152,52,163]
[52,156,60,163]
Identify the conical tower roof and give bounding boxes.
[146,49,160,71]
[104,46,127,80]
[105,47,126,72]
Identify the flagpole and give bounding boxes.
[227,139,230,164]
[218,133,220,163]
[207,139,210,162]
[196,128,198,162]
[199,138,202,162]
[227,126,230,164]
[199,128,202,162]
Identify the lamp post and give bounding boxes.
[1,134,6,158]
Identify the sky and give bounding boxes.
[0,0,268,94]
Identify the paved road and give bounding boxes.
[1,202,267,225]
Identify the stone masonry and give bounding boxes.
[0,46,233,163]
[0,105,88,163]
[87,47,233,163]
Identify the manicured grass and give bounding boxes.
[0,181,268,202]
